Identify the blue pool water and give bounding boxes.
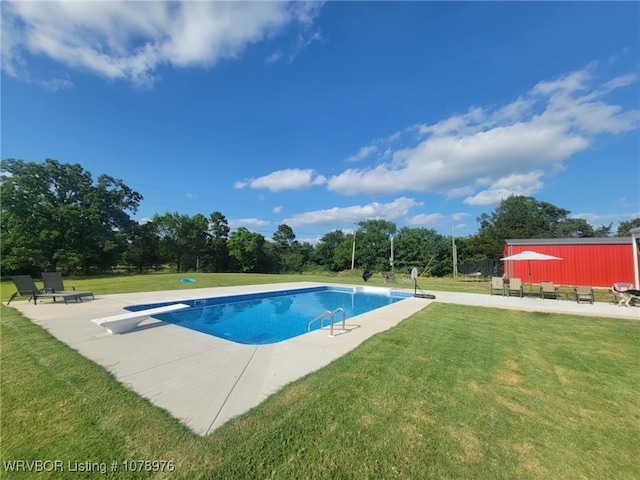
[127,286,411,344]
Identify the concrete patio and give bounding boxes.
[6,282,638,435]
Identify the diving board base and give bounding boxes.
[92,303,190,334]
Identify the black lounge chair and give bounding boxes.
[7,275,82,305]
[42,272,94,302]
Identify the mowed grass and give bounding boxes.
[2,274,639,479]
[0,271,616,303]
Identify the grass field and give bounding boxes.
[0,270,617,303]
[1,273,638,479]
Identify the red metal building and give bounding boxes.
[503,238,635,288]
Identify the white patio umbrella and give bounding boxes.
[501,250,562,295]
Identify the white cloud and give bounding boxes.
[325,67,638,205]
[283,197,422,227]
[451,212,470,222]
[272,205,283,214]
[295,234,323,246]
[1,1,324,86]
[571,211,640,225]
[345,145,377,162]
[265,50,283,64]
[463,172,545,206]
[235,168,326,192]
[228,218,271,231]
[603,73,637,91]
[407,213,445,227]
[407,211,470,228]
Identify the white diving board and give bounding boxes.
[92,303,190,334]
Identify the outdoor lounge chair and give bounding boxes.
[42,272,94,302]
[505,277,523,297]
[490,277,505,296]
[7,275,81,305]
[540,281,559,300]
[574,286,594,304]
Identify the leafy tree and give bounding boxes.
[334,235,357,271]
[272,224,301,273]
[471,195,574,261]
[294,241,314,271]
[616,218,640,236]
[552,218,595,238]
[204,211,230,272]
[313,230,347,271]
[280,248,304,273]
[356,219,397,271]
[228,227,267,273]
[394,227,452,276]
[0,158,141,274]
[153,212,209,272]
[123,221,161,273]
[272,224,296,253]
[261,241,281,274]
[594,223,613,237]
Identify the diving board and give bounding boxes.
[92,303,190,334]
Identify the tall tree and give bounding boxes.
[228,227,267,273]
[470,195,569,261]
[313,230,347,271]
[272,224,296,253]
[594,223,613,238]
[123,221,161,273]
[356,219,397,271]
[272,224,299,273]
[616,218,640,236]
[205,211,230,272]
[334,235,357,271]
[0,158,141,274]
[153,212,208,272]
[394,227,451,276]
[552,218,595,238]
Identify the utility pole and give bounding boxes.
[351,223,357,270]
[452,224,458,279]
[390,235,394,276]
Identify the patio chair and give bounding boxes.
[574,286,594,304]
[42,272,94,302]
[540,281,559,300]
[7,275,81,305]
[490,277,505,296]
[505,277,523,297]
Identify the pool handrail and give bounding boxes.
[308,310,332,332]
[330,307,346,337]
[307,308,347,337]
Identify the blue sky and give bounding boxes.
[2,1,639,244]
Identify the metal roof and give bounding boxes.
[505,237,632,246]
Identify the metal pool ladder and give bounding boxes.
[307,307,347,337]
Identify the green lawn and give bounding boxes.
[0,271,615,303]
[1,274,638,479]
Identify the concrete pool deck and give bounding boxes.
[6,282,639,435]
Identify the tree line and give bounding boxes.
[2,159,638,277]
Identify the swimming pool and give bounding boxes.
[126,286,411,344]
